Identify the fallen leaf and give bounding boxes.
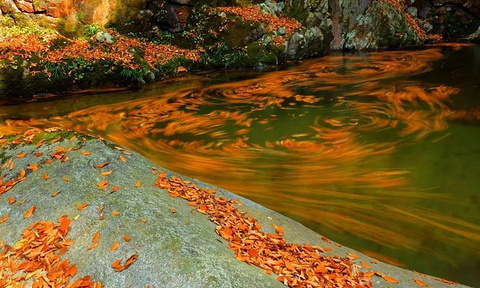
[110,241,120,252]
[63,176,70,182]
[43,173,49,180]
[95,162,109,168]
[111,185,120,193]
[101,170,113,176]
[272,224,284,236]
[51,190,61,197]
[347,253,359,260]
[97,180,109,190]
[92,230,100,243]
[8,197,16,205]
[77,202,89,210]
[112,211,120,216]
[0,215,8,223]
[34,152,43,157]
[119,155,127,162]
[135,181,141,187]
[27,163,38,171]
[382,274,399,284]
[16,152,27,158]
[140,218,147,223]
[87,242,99,250]
[24,205,36,218]
[123,253,138,269]
[171,208,177,213]
[81,151,92,156]
[413,278,428,287]
[123,235,131,242]
[361,261,371,269]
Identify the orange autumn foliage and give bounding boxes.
[0,216,102,287]
[155,172,372,288]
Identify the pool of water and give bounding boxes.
[1,44,479,286]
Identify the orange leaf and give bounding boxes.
[272,224,284,236]
[112,210,120,216]
[135,181,141,187]
[382,274,399,284]
[16,152,27,158]
[24,205,36,218]
[361,260,371,269]
[59,215,71,234]
[119,155,127,162]
[101,170,113,176]
[34,152,43,157]
[8,197,16,205]
[111,185,120,193]
[19,169,26,178]
[171,208,177,213]
[140,218,147,223]
[111,259,122,271]
[81,151,92,156]
[413,278,428,287]
[95,162,109,168]
[77,202,88,210]
[43,173,49,180]
[97,180,109,190]
[63,176,70,182]
[347,253,359,260]
[0,215,8,223]
[87,242,99,250]
[110,241,119,252]
[51,190,61,197]
[123,253,138,269]
[92,230,100,242]
[123,235,131,242]
[27,163,38,171]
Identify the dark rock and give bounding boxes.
[165,3,189,33]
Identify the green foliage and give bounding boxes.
[83,24,102,38]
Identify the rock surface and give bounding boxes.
[0,129,472,287]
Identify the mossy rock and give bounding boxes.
[344,0,422,50]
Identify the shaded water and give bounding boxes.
[1,44,480,286]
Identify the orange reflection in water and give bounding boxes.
[1,46,479,283]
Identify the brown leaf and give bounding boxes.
[110,241,120,252]
[63,176,70,182]
[382,274,399,284]
[81,150,92,156]
[43,173,49,180]
[361,260,371,269]
[95,162,109,168]
[123,235,131,242]
[8,197,16,205]
[51,190,61,197]
[111,185,120,193]
[77,202,89,210]
[16,152,27,158]
[272,224,284,236]
[171,208,177,213]
[27,163,38,171]
[413,278,428,287]
[97,180,109,190]
[0,215,8,223]
[119,155,127,162]
[101,170,113,176]
[140,218,147,223]
[24,205,36,218]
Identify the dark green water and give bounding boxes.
[1,44,479,286]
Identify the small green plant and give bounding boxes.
[83,24,101,37]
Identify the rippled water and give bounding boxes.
[1,44,480,286]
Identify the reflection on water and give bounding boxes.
[1,44,480,286]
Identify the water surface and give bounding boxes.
[1,44,479,286]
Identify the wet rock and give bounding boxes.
[165,2,190,33]
[95,31,114,44]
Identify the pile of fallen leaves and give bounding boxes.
[0,216,102,287]
[216,6,302,36]
[155,173,373,287]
